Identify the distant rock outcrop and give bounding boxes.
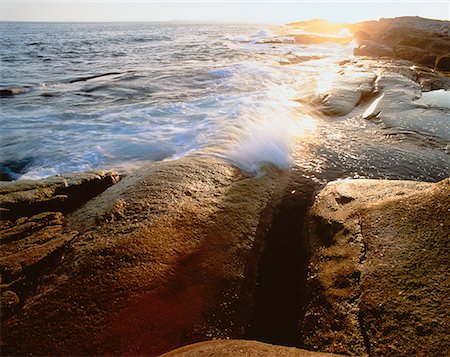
[287,16,450,71]
[293,34,350,45]
[351,17,450,71]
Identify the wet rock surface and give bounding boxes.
[160,339,345,357]
[297,57,450,145]
[280,53,325,65]
[299,178,450,356]
[312,70,376,116]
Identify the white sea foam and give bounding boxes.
[4,23,447,182]
[190,61,314,174]
[226,29,294,45]
[215,78,314,173]
[251,29,274,38]
[225,109,302,173]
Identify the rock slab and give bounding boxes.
[299,178,450,356]
[2,156,285,356]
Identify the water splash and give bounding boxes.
[221,86,316,174]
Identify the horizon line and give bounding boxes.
[0,15,447,25]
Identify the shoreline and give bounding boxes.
[1,16,450,356]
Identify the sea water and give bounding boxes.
[0,22,448,181]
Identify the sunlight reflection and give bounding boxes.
[337,28,351,37]
[315,72,339,94]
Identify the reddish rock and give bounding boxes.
[2,156,286,356]
[160,339,346,357]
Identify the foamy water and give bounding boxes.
[0,22,448,182]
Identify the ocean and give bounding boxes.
[0,22,448,181]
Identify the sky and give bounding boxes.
[0,1,449,24]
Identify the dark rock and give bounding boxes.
[0,159,33,181]
[0,88,22,97]
[0,227,76,284]
[395,45,437,67]
[436,56,450,72]
[0,211,78,323]
[0,171,121,312]
[349,16,449,37]
[354,40,395,58]
[352,20,450,70]
[380,27,450,55]
[0,211,64,244]
[411,65,450,91]
[375,16,449,34]
[1,290,20,317]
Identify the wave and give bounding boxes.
[251,29,274,38]
[226,29,294,45]
[68,72,126,84]
[225,110,302,173]
[131,35,171,43]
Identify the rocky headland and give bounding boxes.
[1,16,449,357]
[287,16,450,71]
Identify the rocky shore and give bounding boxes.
[288,16,450,71]
[1,16,449,357]
[2,157,448,356]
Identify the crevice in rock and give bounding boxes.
[245,173,318,346]
[356,75,380,107]
[358,304,372,356]
[1,171,121,221]
[356,212,371,356]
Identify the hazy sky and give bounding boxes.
[0,1,449,24]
